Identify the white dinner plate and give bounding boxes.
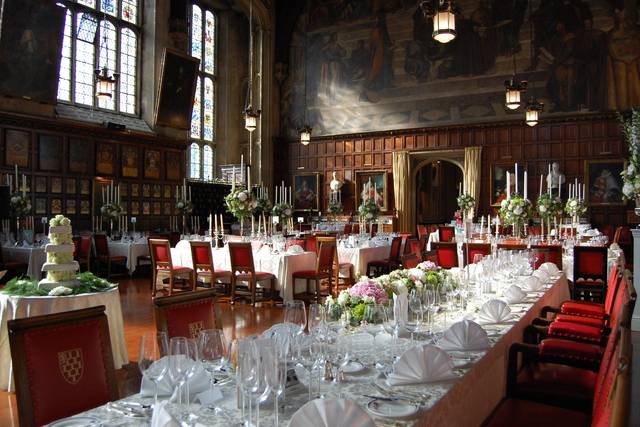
[49,416,102,426]
[342,360,367,374]
[366,398,419,419]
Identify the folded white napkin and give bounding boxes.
[532,269,549,283]
[387,344,455,386]
[287,245,304,254]
[140,356,209,403]
[289,398,375,427]
[477,299,513,324]
[438,320,489,351]
[539,262,559,275]
[503,285,527,304]
[523,275,543,291]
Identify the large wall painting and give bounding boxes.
[280,0,640,138]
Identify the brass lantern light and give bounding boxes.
[504,53,526,110]
[299,125,312,146]
[95,66,118,101]
[244,106,259,132]
[525,97,544,127]
[420,0,457,44]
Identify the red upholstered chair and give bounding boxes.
[153,289,222,339]
[530,244,563,270]
[401,253,420,269]
[438,225,455,242]
[189,241,231,297]
[404,238,423,262]
[351,223,360,234]
[343,224,352,235]
[293,240,336,302]
[462,243,492,266]
[94,233,127,279]
[285,238,306,251]
[417,224,428,240]
[8,306,118,427]
[370,223,378,237]
[573,246,608,302]
[317,235,354,291]
[305,235,317,253]
[228,242,275,305]
[432,242,459,269]
[149,238,195,296]
[366,236,403,277]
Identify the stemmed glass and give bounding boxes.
[237,338,258,426]
[407,290,423,343]
[325,303,343,332]
[295,340,318,402]
[139,332,168,408]
[198,329,227,390]
[362,304,386,341]
[382,304,401,343]
[169,337,190,405]
[253,340,273,427]
[284,300,307,338]
[308,303,325,337]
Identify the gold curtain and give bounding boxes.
[464,147,482,219]
[393,151,411,233]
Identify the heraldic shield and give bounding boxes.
[58,348,84,385]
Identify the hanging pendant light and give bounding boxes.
[244,0,260,133]
[244,107,259,132]
[95,18,118,101]
[504,53,526,110]
[299,125,312,145]
[432,0,456,43]
[525,97,544,127]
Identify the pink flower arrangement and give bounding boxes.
[348,279,389,305]
[418,260,438,271]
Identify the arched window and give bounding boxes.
[57,0,139,115]
[188,3,216,180]
[190,143,201,179]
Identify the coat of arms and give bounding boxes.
[58,348,84,385]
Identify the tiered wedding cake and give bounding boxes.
[38,215,80,291]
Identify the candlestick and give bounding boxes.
[559,181,562,199]
[14,165,18,193]
[506,172,511,200]
[582,184,586,202]
[539,174,543,198]
[515,163,519,194]
[231,166,236,192]
[523,171,528,200]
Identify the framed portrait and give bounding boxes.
[154,48,200,129]
[131,201,140,215]
[585,159,626,206]
[145,150,161,179]
[35,198,46,214]
[131,183,139,197]
[142,201,150,215]
[69,138,90,174]
[121,146,139,178]
[38,134,61,171]
[120,183,128,197]
[355,170,389,212]
[166,151,181,180]
[5,129,30,167]
[489,163,527,207]
[142,184,150,197]
[164,184,172,199]
[51,198,62,214]
[153,184,161,198]
[80,179,91,195]
[120,201,128,215]
[66,199,76,215]
[153,202,161,215]
[35,176,47,193]
[80,200,90,215]
[293,173,320,211]
[96,143,115,175]
[164,201,172,215]
[66,178,76,194]
[51,177,62,193]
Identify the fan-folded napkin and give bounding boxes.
[503,285,527,304]
[289,398,375,427]
[477,299,513,324]
[387,344,455,386]
[437,320,489,351]
[523,275,543,292]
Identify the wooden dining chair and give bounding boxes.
[401,253,420,269]
[228,242,275,305]
[366,236,403,277]
[189,241,232,297]
[94,234,127,279]
[8,306,118,427]
[292,240,336,303]
[73,234,92,272]
[573,245,609,302]
[462,242,492,266]
[149,238,195,296]
[404,238,423,261]
[317,235,354,292]
[432,241,459,269]
[153,289,222,339]
[530,244,563,270]
[417,224,428,240]
[438,225,455,242]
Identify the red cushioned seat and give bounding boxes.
[560,301,606,318]
[484,398,590,427]
[548,321,603,343]
[539,338,605,363]
[158,265,192,271]
[554,314,605,328]
[516,363,598,403]
[292,270,331,279]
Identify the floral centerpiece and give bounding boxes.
[358,198,380,223]
[252,195,272,217]
[100,202,122,220]
[225,188,256,222]
[499,193,532,237]
[620,109,640,203]
[176,199,193,215]
[325,278,389,325]
[536,193,562,219]
[10,192,31,218]
[271,202,293,221]
[376,260,447,296]
[456,193,476,219]
[328,199,343,217]
[565,197,587,219]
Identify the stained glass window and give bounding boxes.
[57,0,139,114]
[189,3,217,179]
[190,143,201,179]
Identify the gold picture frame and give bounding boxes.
[355,170,388,212]
[292,172,321,211]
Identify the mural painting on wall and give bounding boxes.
[281,0,640,138]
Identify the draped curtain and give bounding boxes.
[393,151,411,233]
[463,147,482,219]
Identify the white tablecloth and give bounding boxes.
[108,241,149,274]
[2,245,46,280]
[0,287,128,392]
[337,245,391,277]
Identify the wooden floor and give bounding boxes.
[0,277,285,427]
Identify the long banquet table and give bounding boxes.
[58,269,570,426]
[1,245,46,280]
[0,287,128,392]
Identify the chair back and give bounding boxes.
[438,226,455,242]
[608,273,632,333]
[370,223,378,237]
[573,245,608,282]
[432,242,458,269]
[530,244,563,270]
[462,243,492,266]
[93,234,110,257]
[352,223,360,234]
[343,224,352,235]
[228,242,256,275]
[613,227,622,244]
[149,239,173,270]
[169,231,181,248]
[8,306,117,427]
[389,236,403,261]
[189,241,214,273]
[401,253,419,269]
[285,239,306,251]
[79,234,92,258]
[603,263,622,315]
[404,238,421,258]
[305,235,317,253]
[153,290,221,339]
[316,241,336,275]
[72,236,80,258]
[417,224,428,240]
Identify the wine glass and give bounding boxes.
[284,300,307,346]
[325,303,343,332]
[139,332,168,408]
[266,345,287,426]
[407,290,423,342]
[308,303,325,337]
[198,329,227,389]
[362,304,386,341]
[169,337,190,405]
[237,338,258,426]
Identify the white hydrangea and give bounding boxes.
[500,199,508,208]
[362,295,375,304]
[570,199,578,207]
[623,182,635,197]
[513,206,523,215]
[539,205,547,213]
[48,286,72,296]
[337,290,350,305]
[408,268,425,282]
[628,164,635,175]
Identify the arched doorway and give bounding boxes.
[416,160,463,225]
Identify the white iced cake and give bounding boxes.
[38,216,80,291]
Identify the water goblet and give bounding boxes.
[138,332,168,409]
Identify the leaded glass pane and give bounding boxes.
[119,28,137,113]
[190,77,202,139]
[76,12,98,42]
[203,77,214,141]
[190,143,201,178]
[74,13,96,106]
[77,0,96,8]
[121,0,137,24]
[203,145,213,180]
[204,11,215,74]
[191,5,202,64]
[100,0,117,16]
[97,20,117,110]
[57,10,73,101]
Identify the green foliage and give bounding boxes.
[1,272,117,297]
